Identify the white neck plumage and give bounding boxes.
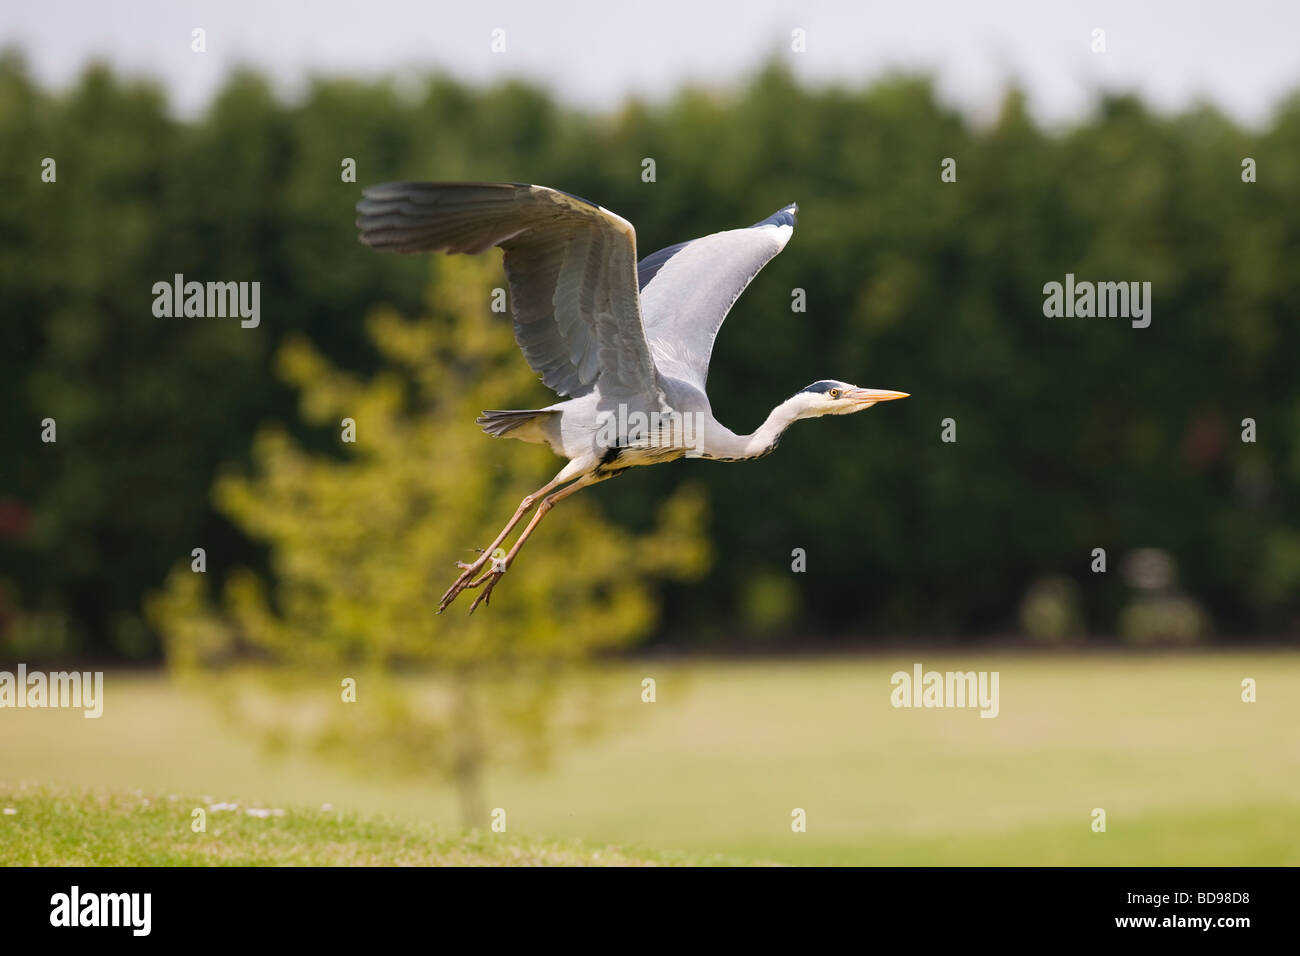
[703,395,809,462]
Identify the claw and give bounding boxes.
[468,571,504,614]
[438,564,482,613]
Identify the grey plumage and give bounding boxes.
[638,203,797,390]
[357,181,656,399]
[476,408,556,438]
[356,182,907,613]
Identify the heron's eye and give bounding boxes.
[828,388,840,399]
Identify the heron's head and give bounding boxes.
[793,380,909,418]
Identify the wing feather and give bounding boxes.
[638,204,797,390]
[357,182,658,399]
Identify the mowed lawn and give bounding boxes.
[0,786,735,865]
[2,653,1297,865]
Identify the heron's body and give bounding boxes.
[356,182,907,611]
[484,374,780,466]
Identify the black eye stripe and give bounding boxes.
[790,379,842,398]
[800,380,842,395]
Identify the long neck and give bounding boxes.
[704,396,805,461]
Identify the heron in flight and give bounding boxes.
[356,183,908,612]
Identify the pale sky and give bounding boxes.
[4,0,1298,127]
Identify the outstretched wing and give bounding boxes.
[357,182,658,399]
[637,204,797,391]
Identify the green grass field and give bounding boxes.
[3,652,1298,865]
[0,785,739,865]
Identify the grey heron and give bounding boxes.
[356,182,908,612]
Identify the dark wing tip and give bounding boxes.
[355,181,530,216]
[359,180,529,198]
[354,181,613,253]
[751,202,798,230]
[354,181,533,253]
[548,186,603,210]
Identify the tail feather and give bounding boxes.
[476,408,554,439]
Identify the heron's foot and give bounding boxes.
[467,569,505,614]
[437,559,485,613]
[438,548,507,614]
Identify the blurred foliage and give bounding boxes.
[145,255,708,819]
[2,50,1299,659]
[1119,596,1210,646]
[1116,546,1210,645]
[1018,575,1086,645]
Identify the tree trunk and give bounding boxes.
[451,673,488,827]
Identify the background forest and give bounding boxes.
[2,52,1299,662]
